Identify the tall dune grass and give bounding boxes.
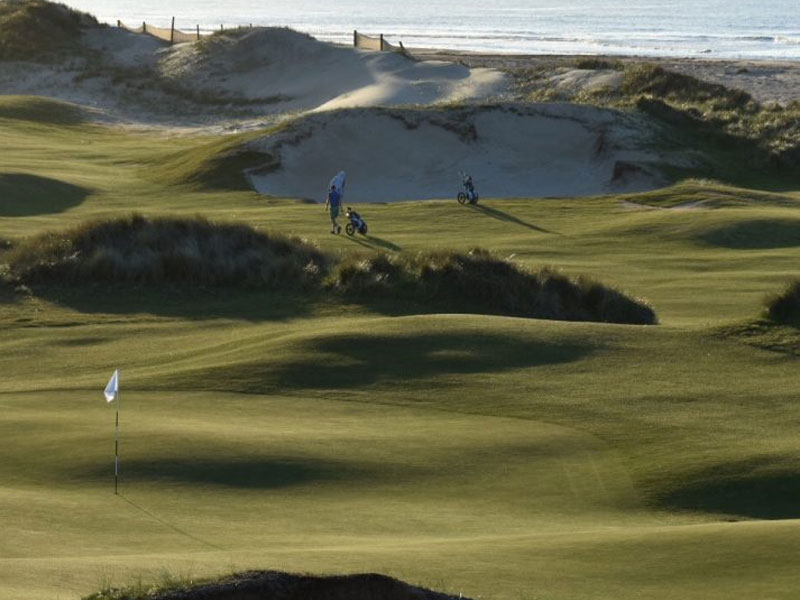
[5,214,328,289]
[0,0,97,61]
[2,218,657,324]
[327,248,657,325]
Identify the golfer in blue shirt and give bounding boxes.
[325,184,342,234]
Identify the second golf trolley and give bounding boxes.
[457,171,479,205]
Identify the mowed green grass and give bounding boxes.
[2,96,800,599]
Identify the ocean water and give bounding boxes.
[63,0,800,60]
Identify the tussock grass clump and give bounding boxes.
[84,569,468,600]
[0,0,98,62]
[623,64,754,111]
[6,214,327,288]
[573,57,624,71]
[1,220,656,325]
[764,281,800,323]
[327,248,657,325]
[624,64,800,171]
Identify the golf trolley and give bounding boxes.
[345,207,368,236]
[457,171,479,205]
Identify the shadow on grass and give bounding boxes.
[99,456,366,489]
[0,279,19,304]
[0,173,90,216]
[119,495,223,550]
[29,285,319,321]
[696,219,800,249]
[174,331,594,393]
[716,319,800,357]
[345,234,402,252]
[468,203,557,234]
[660,457,800,519]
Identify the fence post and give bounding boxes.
[196,24,200,40]
[170,16,175,44]
[380,34,385,51]
[353,30,358,47]
[117,19,121,28]
[142,21,146,33]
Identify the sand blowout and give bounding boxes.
[247,104,667,201]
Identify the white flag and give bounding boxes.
[104,370,119,403]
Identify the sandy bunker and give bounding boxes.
[248,104,667,202]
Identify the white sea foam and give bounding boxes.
[63,0,800,60]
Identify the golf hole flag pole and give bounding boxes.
[104,370,120,494]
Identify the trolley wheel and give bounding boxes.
[457,192,468,205]
[345,223,356,236]
[360,224,368,235]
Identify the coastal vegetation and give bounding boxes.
[516,60,800,183]
[2,216,656,324]
[0,0,97,61]
[1,3,800,599]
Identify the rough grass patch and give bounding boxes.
[327,248,657,325]
[82,569,469,600]
[623,64,754,110]
[0,0,98,62]
[5,214,328,288]
[573,57,624,71]
[1,220,656,325]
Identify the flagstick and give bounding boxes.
[114,389,120,495]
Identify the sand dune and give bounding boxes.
[0,26,506,125]
[160,28,507,112]
[248,104,668,202]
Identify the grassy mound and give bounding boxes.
[622,64,754,111]
[626,180,797,209]
[149,131,277,191]
[697,218,800,250]
[764,281,800,323]
[5,214,327,288]
[2,219,656,325]
[519,60,800,180]
[327,248,657,325]
[0,0,98,62]
[0,95,85,124]
[623,65,800,173]
[84,569,469,600]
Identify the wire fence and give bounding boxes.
[118,18,407,54]
[353,30,407,53]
